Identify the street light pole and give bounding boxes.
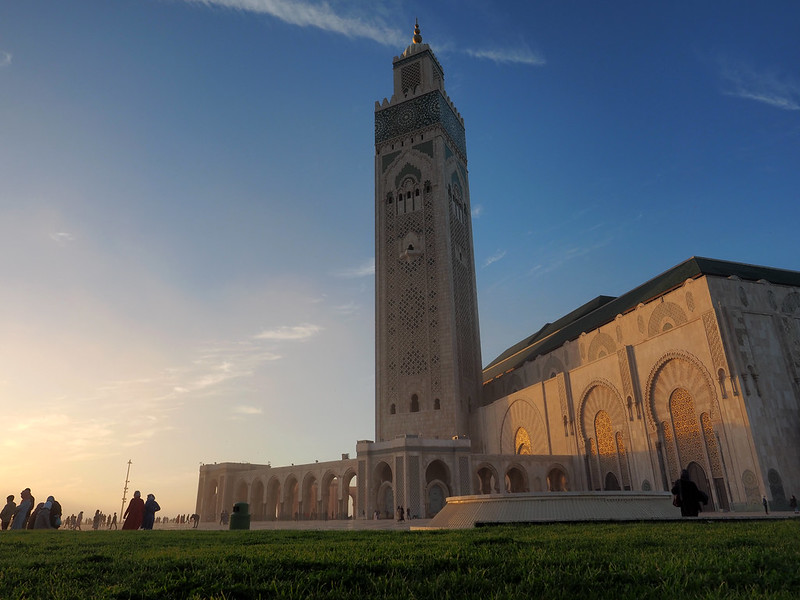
[120,459,132,521]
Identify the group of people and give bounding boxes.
[121,491,161,530]
[0,489,62,530]
[0,488,165,531]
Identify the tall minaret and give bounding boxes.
[374,22,482,442]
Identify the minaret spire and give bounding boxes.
[413,19,422,44]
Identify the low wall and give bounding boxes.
[417,491,677,529]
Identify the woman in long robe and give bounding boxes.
[122,491,145,530]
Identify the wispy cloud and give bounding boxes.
[50,232,76,244]
[333,301,362,317]
[253,323,322,341]
[483,249,507,268]
[472,204,484,218]
[0,52,11,68]
[464,45,545,66]
[720,60,800,111]
[187,0,406,47]
[332,259,374,278]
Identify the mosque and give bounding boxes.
[196,23,800,521]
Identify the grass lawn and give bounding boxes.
[1,521,798,599]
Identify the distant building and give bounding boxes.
[197,23,800,521]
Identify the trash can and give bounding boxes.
[229,502,250,530]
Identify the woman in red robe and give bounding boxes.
[122,491,145,530]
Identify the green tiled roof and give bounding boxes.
[482,256,800,383]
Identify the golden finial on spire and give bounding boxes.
[413,19,422,44]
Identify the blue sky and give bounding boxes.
[1,1,798,516]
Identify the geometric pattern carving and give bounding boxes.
[617,347,635,403]
[702,311,727,374]
[595,411,615,458]
[515,427,533,455]
[499,399,548,455]
[662,421,680,483]
[401,62,421,93]
[588,331,617,361]
[644,351,718,432]
[375,90,467,158]
[578,380,626,445]
[669,388,705,469]
[741,469,761,506]
[701,413,723,477]
[647,301,688,337]
[595,410,617,488]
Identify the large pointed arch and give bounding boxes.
[499,398,548,455]
[644,351,719,432]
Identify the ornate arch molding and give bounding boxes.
[543,355,565,379]
[499,398,548,455]
[647,301,688,337]
[382,149,434,192]
[588,332,617,361]
[644,350,719,432]
[577,379,627,450]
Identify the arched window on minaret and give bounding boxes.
[397,176,421,215]
[410,394,420,413]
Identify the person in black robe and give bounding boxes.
[671,469,708,517]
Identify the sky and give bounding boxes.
[1,1,798,518]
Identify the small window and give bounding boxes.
[410,394,420,413]
[434,398,440,410]
[390,404,396,415]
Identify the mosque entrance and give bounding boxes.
[687,461,715,511]
[427,483,446,517]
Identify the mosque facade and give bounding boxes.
[196,25,800,521]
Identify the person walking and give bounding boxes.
[790,495,798,514]
[109,512,118,530]
[762,496,769,515]
[671,469,708,517]
[11,488,34,530]
[122,491,145,530]
[0,495,16,530]
[142,494,160,530]
[33,500,54,529]
[48,496,62,529]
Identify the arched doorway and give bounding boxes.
[250,480,265,520]
[302,475,319,519]
[341,471,357,518]
[604,472,621,491]
[547,467,568,491]
[427,482,447,517]
[265,478,280,521]
[374,462,393,519]
[285,476,299,520]
[505,466,528,493]
[476,465,499,494]
[322,474,338,520]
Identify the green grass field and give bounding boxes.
[1,521,798,599]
